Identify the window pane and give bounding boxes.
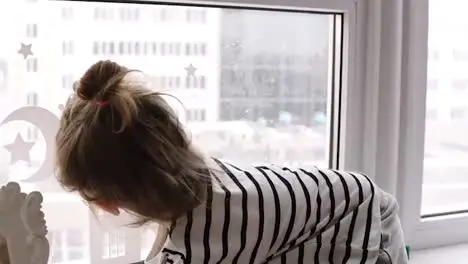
[0,1,339,263]
[423,0,468,215]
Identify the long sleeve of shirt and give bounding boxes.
[153,158,408,264]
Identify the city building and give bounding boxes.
[219,9,329,127]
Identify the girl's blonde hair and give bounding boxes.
[55,60,211,225]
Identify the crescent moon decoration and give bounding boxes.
[1,106,60,183]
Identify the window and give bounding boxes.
[0,60,7,91]
[94,7,114,21]
[62,6,74,20]
[200,43,207,56]
[26,58,38,72]
[153,8,168,22]
[186,109,207,122]
[185,76,207,89]
[186,8,207,23]
[422,0,468,219]
[199,76,206,89]
[26,23,38,38]
[0,1,346,262]
[26,92,38,106]
[193,43,207,56]
[48,229,86,263]
[62,41,74,55]
[26,92,39,141]
[62,74,74,89]
[102,230,126,259]
[119,8,140,21]
[160,42,166,56]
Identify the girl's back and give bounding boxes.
[162,158,408,264]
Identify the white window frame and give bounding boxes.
[354,0,468,250]
[400,0,468,250]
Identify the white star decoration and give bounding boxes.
[185,63,197,77]
[17,43,33,59]
[3,134,34,165]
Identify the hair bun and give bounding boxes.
[77,60,127,101]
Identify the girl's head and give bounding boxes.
[55,60,210,224]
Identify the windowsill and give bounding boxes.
[412,244,468,264]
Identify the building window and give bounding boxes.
[26,23,38,38]
[61,7,74,19]
[160,43,166,56]
[119,8,140,21]
[25,92,39,142]
[102,42,109,55]
[26,58,38,72]
[134,42,140,55]
[48,229,86,263]
[160,8,167,21]
[186,109,206,122]
[62,75,74,89]
[92,41,120,55]
[126,42,133,54]
[102,230,126,259]
[186,8,206,23]
[62,41,74,55]
[93,42,98,55]
[0,60,7,91]
[199,76,206,89]
[174,76,181,88]
[185,76,206,89]
[199,43,207,56]
[151,42,157,55]
[174,43,181,56]
[160,76,166,89]
[26,92,38,106]
[185,43,191,56]
[109,42,115,55]
[94,7,114,21]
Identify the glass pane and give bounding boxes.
[423,0,468,215]
[0,1,338,263]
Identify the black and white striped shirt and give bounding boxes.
[153,158,406,264]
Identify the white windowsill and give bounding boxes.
[411,244,468,264]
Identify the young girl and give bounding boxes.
[55,60,408,264]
